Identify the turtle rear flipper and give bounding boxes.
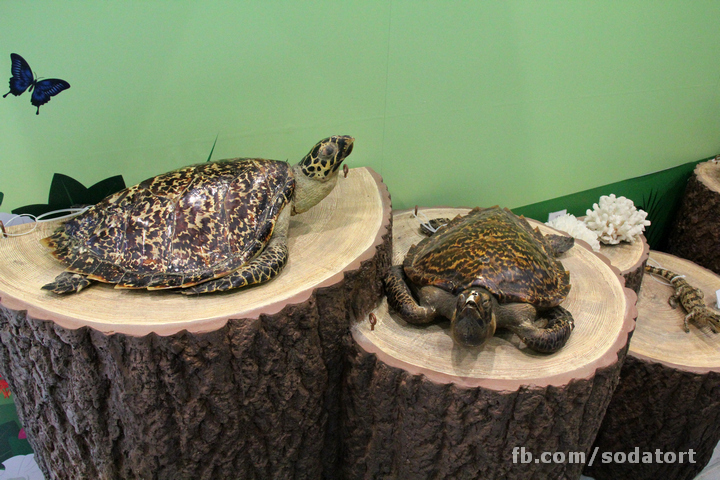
[420,218,451,236]
[43,272,92,294]
[506,305,574,353]
[182,243,288,294]
[182,207,292,295]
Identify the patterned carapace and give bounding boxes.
[404,206,571,307]
[385,206,574,352]
[42,159,293,290]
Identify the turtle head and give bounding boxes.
[298,135,354,178]
[292,135,355,214]
[451,288,497,347]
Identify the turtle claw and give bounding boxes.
[42,272,92,294]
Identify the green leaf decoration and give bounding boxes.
[47,174,88,208]
[87,175,126,204]
[206,134,219,162]
[0,192,4,208]
[0,421,19,465]
[12,173,126,218]
[639,189,663,248]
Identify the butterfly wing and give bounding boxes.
[5,53,35,97]
[31,79,70,114]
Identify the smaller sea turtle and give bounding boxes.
[385,206,575,353]
[41,135,354,294]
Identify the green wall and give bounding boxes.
[1,1,719,213]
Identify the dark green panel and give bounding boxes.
[513,157,712,249]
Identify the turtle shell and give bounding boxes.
[403,206,570,307]
[42,158,294,290]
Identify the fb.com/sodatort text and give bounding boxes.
[512,446,697,466]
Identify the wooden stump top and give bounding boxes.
[0,167,391,337]
[574,214,649,278]
[632,251,720,373]
[598,235,649,277]
[354,207,636,390]
[695,159,720,193]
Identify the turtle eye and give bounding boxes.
[480,292,492,306]
[319,143,337,157]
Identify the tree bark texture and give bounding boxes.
[341,341,629,480]
[622,258,647,296]
[594,237,648,296]
[584,355,720,480]
[667,161,720,274]
[0,167,392,480]
[579,219,648,297]
[585,250,720,480]
[338,207,638,480]
[0,232,390,480]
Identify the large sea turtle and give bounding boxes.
[385,206,575,353]
[42,135,354,294]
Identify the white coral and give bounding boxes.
[583,194,650,245]
[546,213,601,252]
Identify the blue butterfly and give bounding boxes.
[3,53,70,115]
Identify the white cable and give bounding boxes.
[646,258,684,286]
[36,207,91,222]
[413,209,446,233]
[1,206,90,238]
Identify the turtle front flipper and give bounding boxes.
[504,305,575,353]
[42,271,93,294]
[544,233,574,257]
[384,266,440,324]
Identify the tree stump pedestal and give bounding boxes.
[667,159,720,274]
[565,216,648,296]
[585,251,720,480]
[0,167,391,480]
[597,235,649,296]
[341,208,636,480]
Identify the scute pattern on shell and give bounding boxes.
[404,206,570,307]
[42,158,294,289]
